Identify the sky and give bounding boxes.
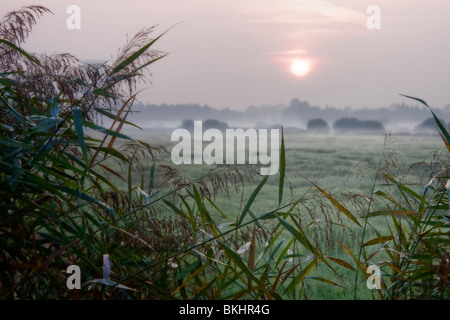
[2,1,450,110]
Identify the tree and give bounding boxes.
[203,119,229,131]
[333,117,384,133]
[415,117,437,133]
[181,119,194,131]
[307,118,330,132]
[180,118,229,131]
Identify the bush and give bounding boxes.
[181,119,194,131]
[415,117,438,133]
[0,6,171,299]
[181,119,229,131]
[203,119,229,131]
[333,117,384,133]
[307,118,330,132]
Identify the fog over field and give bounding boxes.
[115,98,450,134]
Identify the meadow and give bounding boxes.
[106,129,446,299]
[119,128,444,212]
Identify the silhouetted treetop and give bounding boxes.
[333,117,384,132]
[307,118,330,132]
[180,119,229,131]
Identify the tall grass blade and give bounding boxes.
[362,236,394,247]
[311,182,362,228]
[237,175,268,227]
[0,39,41,66]
[279,126,285,206]
[72,107,88,164]
[276,214,320,259]
[111,32,167,74]
[400,94,450,146]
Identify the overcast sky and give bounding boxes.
[2,1,450,110]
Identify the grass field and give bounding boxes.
[119,128,444,211]
[108,129,446,299]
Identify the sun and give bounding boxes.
[290,59,311,77]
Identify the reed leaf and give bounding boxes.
[237,175,268,227]
[279,126,285,206]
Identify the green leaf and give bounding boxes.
[311,182,362,228]
[217,240,256,280]
[362,210,420,218]
[362,236,394,247]
[130,54,167,74]
[337,241,366,275]
[217,240,281,299]
[163,199,191,221]
[90,146,129,163]
[279,126,285,206]
[276,214,320,258]
[259,211,289,220]
[305,276,345,289]
[31,117,62,132]
[111,32,167,74]
[192,185,218,236]
[0,135,31,149]
[287,259,318,292]
[0,94,26,124]
[0,39,41,66]
[148,161,156,193]
[93,88,116,99]
[263,232,284,265]
[57,186,115,215]
[275,238,295,268]
[327,256,356,271]
[237,175,268,227]
[72,107,88,164]
[82,120,134,140]
[94,108,142,130]
[75,78,89,87]
[400,94,450,149]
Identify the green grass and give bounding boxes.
[103,129,445,299]
[115,129,443,214]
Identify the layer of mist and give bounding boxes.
[108,98,450,134]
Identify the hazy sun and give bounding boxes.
[290,60,311,77]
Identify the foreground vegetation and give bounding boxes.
[0,6,449,300]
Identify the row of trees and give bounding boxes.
[180,117,450,134]
[307,118,384,133]
[308,117,450,133]
[414,117,450,132]
[180,118,386,133]
[181,119,229,131]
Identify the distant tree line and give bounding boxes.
[307,118,330,132]
[306,117,384,133]
[333,118,384,133]
[181,119,229,131]
[120,97,450,129]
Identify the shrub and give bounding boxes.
[203,119,229,131]
[181,119,229,131]
[307,118,330,132]
[333,117,384,133]
[181,119,194,131]
[0,6,170,299]
[415,117,438,133]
